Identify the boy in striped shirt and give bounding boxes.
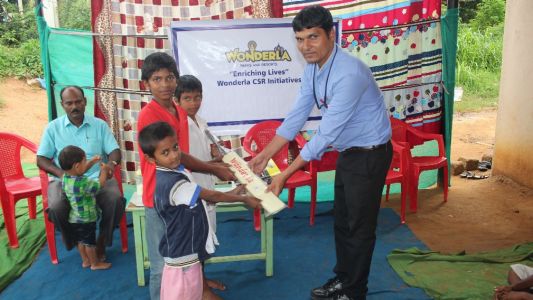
[138,121,261,299]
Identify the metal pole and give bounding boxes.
[447,0,458,9]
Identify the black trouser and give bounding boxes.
[333,141,392,299]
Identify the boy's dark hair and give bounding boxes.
[58,145,86,171]
[59,86,85,101]
[141,52,179,81]
[139,121,176,157]
[175,75,203,100]
[292,5,333,34]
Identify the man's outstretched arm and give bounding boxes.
[37,155,63,178]
[248,135,290,174]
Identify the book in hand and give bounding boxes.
[254,158,281,185]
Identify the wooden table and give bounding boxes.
[126,192,274,286]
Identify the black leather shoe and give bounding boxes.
[333,293,355,300]
[311,277,343,300]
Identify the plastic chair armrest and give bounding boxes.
[18,136,38,153]
[405,127,446,156]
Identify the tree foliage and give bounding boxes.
[469,0,506,30]
[0,39,42,78]
[58,0,91,30]
[0,1,37,47]
[0,1,41,78]
[459,0,506,28]
[458,0,482,23]
[456,0,505,111]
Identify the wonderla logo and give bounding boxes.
[225,41,292,62]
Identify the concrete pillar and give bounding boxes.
[493,0,533,188]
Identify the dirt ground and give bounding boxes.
[0,78,531,254]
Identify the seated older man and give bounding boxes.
[37,85,125,260]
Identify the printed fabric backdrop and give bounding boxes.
[92,0,443,183]
[92,0,272,182]
[282,0,443,130]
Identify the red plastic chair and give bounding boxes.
[0,132,43,248]
[384,140,410,223]
[243,120,317,229]
[307,148,338,199]
[390,117,448,212]
[39,165,128,264]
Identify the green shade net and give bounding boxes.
[35,3,95,121]
[35,2,55,120]
[387,243,533,300]
[48,29,95,118]
[441,7,459,182]
[0,164,45,291]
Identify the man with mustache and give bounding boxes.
[37,85,125,260]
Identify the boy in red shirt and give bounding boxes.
[137,52,234,300]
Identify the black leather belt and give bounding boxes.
[342,141,389,153]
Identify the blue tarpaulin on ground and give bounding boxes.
[1,204,429,300]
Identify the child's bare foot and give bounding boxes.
[96,249,106,262]
[90,262,111,270]
[206,279,226,291]
[82,260,91,268]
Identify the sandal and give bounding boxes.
[478,161,492,171]
[460,171,488,180]
[460,171,473,178]
[471,173,489,180]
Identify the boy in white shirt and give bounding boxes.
[176,75,226,294]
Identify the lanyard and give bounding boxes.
[312,46,338,110]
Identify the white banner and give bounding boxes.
[169,19,339,136]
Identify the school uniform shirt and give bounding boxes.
[187,115,219,253]
[154,165,210,267]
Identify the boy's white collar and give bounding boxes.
[155,164,185,172]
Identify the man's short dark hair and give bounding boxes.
[141,52,180,81]
[292,5,334,34]
[58,145,86,171]
[175,75,203,100]
[138,122,176,158]
[59,86,85,101]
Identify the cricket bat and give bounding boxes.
[205,130,286,217]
